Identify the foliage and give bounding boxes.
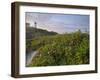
[27,30,89,67]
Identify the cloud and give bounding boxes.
[26,12,89,34]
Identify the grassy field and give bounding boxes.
[26,29,89,67]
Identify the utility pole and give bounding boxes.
[85,28,87,33]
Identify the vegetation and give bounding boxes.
[26,27,89,67]
[26,27,57,53]
[26,27,57,39]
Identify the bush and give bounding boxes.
[27,31,89,67]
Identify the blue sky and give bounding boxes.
[26,12,89,34]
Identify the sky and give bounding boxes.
[26,12,89,34]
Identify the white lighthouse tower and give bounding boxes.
[34,21,37,28]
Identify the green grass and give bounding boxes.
[26,30,89,67]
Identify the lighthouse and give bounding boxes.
[34,21,37,28]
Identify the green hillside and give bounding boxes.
[26,27,57,39]
[26,26,58,53]
[26,30,89,67]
